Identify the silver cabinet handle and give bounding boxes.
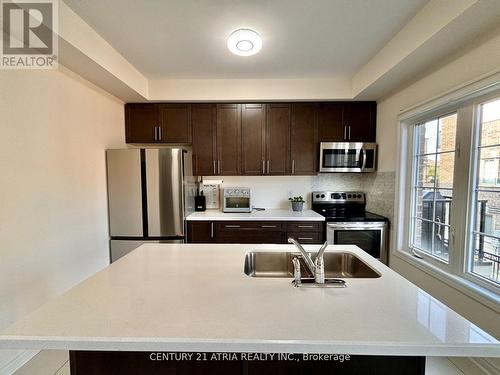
[298,237,313,240]
[217,160,221,175]
[154,126,158,141]
[267,160,270,174]
[213,160,216,175]
[159,126,163,141]
[343,126,347,140]
[262,160,265,175]
[348,125,351,140]
[261,225,277,228]
[210,222,214,238]
[292,159,295,175]
[225,225,241,228]
[298,225,313,228]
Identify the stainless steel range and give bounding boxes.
[311,191,389,264]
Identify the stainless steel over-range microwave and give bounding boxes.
[319,142,377,173]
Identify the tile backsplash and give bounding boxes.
[209,172,396,220]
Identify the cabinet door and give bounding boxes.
[158,104,191,143]
[241,104,266,175]
[125,104,158,143]
[318,102,344,141]
[344,102,376,142]
[192,104,217,176]
[217,104,241,175]
[290,103,318,175]
[266,104,291,175]
[186,221,214,243]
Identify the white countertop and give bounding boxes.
[0,244,498,357]
[186,209,325,221]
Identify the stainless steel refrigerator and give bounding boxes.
[106,148,195,262]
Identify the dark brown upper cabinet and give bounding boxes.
[290,103,318,175]
[125,104,158,143]
[192,104,217,176]
[266,104,291,175]
[318,102,344,141]
[241,104,266,175]
[343,102,376,142]
[317,101,376,143]
[127,101,376,176]
[241,103,291,176]
[217,104,242,175]
[125,103,191,143]
[157,104,191,143]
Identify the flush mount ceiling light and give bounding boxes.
[227,29,262,56]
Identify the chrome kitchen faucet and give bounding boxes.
[288,238,328,284]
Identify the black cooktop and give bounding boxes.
[311,191,389,223]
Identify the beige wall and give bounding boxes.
[0,66,125,369]
[377,29,500,337]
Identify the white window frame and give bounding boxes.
[394,72,500,312]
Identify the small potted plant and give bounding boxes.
[289,196,305,212]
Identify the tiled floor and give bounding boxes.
[13,351,488,375]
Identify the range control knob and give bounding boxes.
[321,194,325,198]
[315,194,320,198]
[347,194,352,198]
[357,194,362,198]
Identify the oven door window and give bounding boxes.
[334,229,381,258]
[322,149,362,168]
[225,197,250,209]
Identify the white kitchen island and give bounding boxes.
[0,244,498,374]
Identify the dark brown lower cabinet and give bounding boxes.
[186,221,324,244]
[70,351,425,375]
[186,221,214,243]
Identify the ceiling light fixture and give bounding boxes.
[227,29,262,56]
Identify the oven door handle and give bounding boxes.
[327,224,386,230]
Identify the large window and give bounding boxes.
[469,98,500,286]
[402,94,500,298]
[411,113,457,263]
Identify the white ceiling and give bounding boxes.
[64,0,428,80]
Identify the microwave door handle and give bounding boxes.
[361,148,367,171]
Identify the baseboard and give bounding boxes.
[0,350,39,375]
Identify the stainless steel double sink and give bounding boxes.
[244,251,381,279]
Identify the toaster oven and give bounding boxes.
[223,188,252,213]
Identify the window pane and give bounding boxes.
[471,235,500,285]
[477,147,500,187]
[435,152,455,189]
[474,191,500,237]
[437,113,457,152]
[469,98,500,286]
[435,189,453,226]
[433,223,450,262]
[480,99,500,147]
[415,187,430,218]
[413,218,433,253]
[416,119,438,155]
[416,155,436,187]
